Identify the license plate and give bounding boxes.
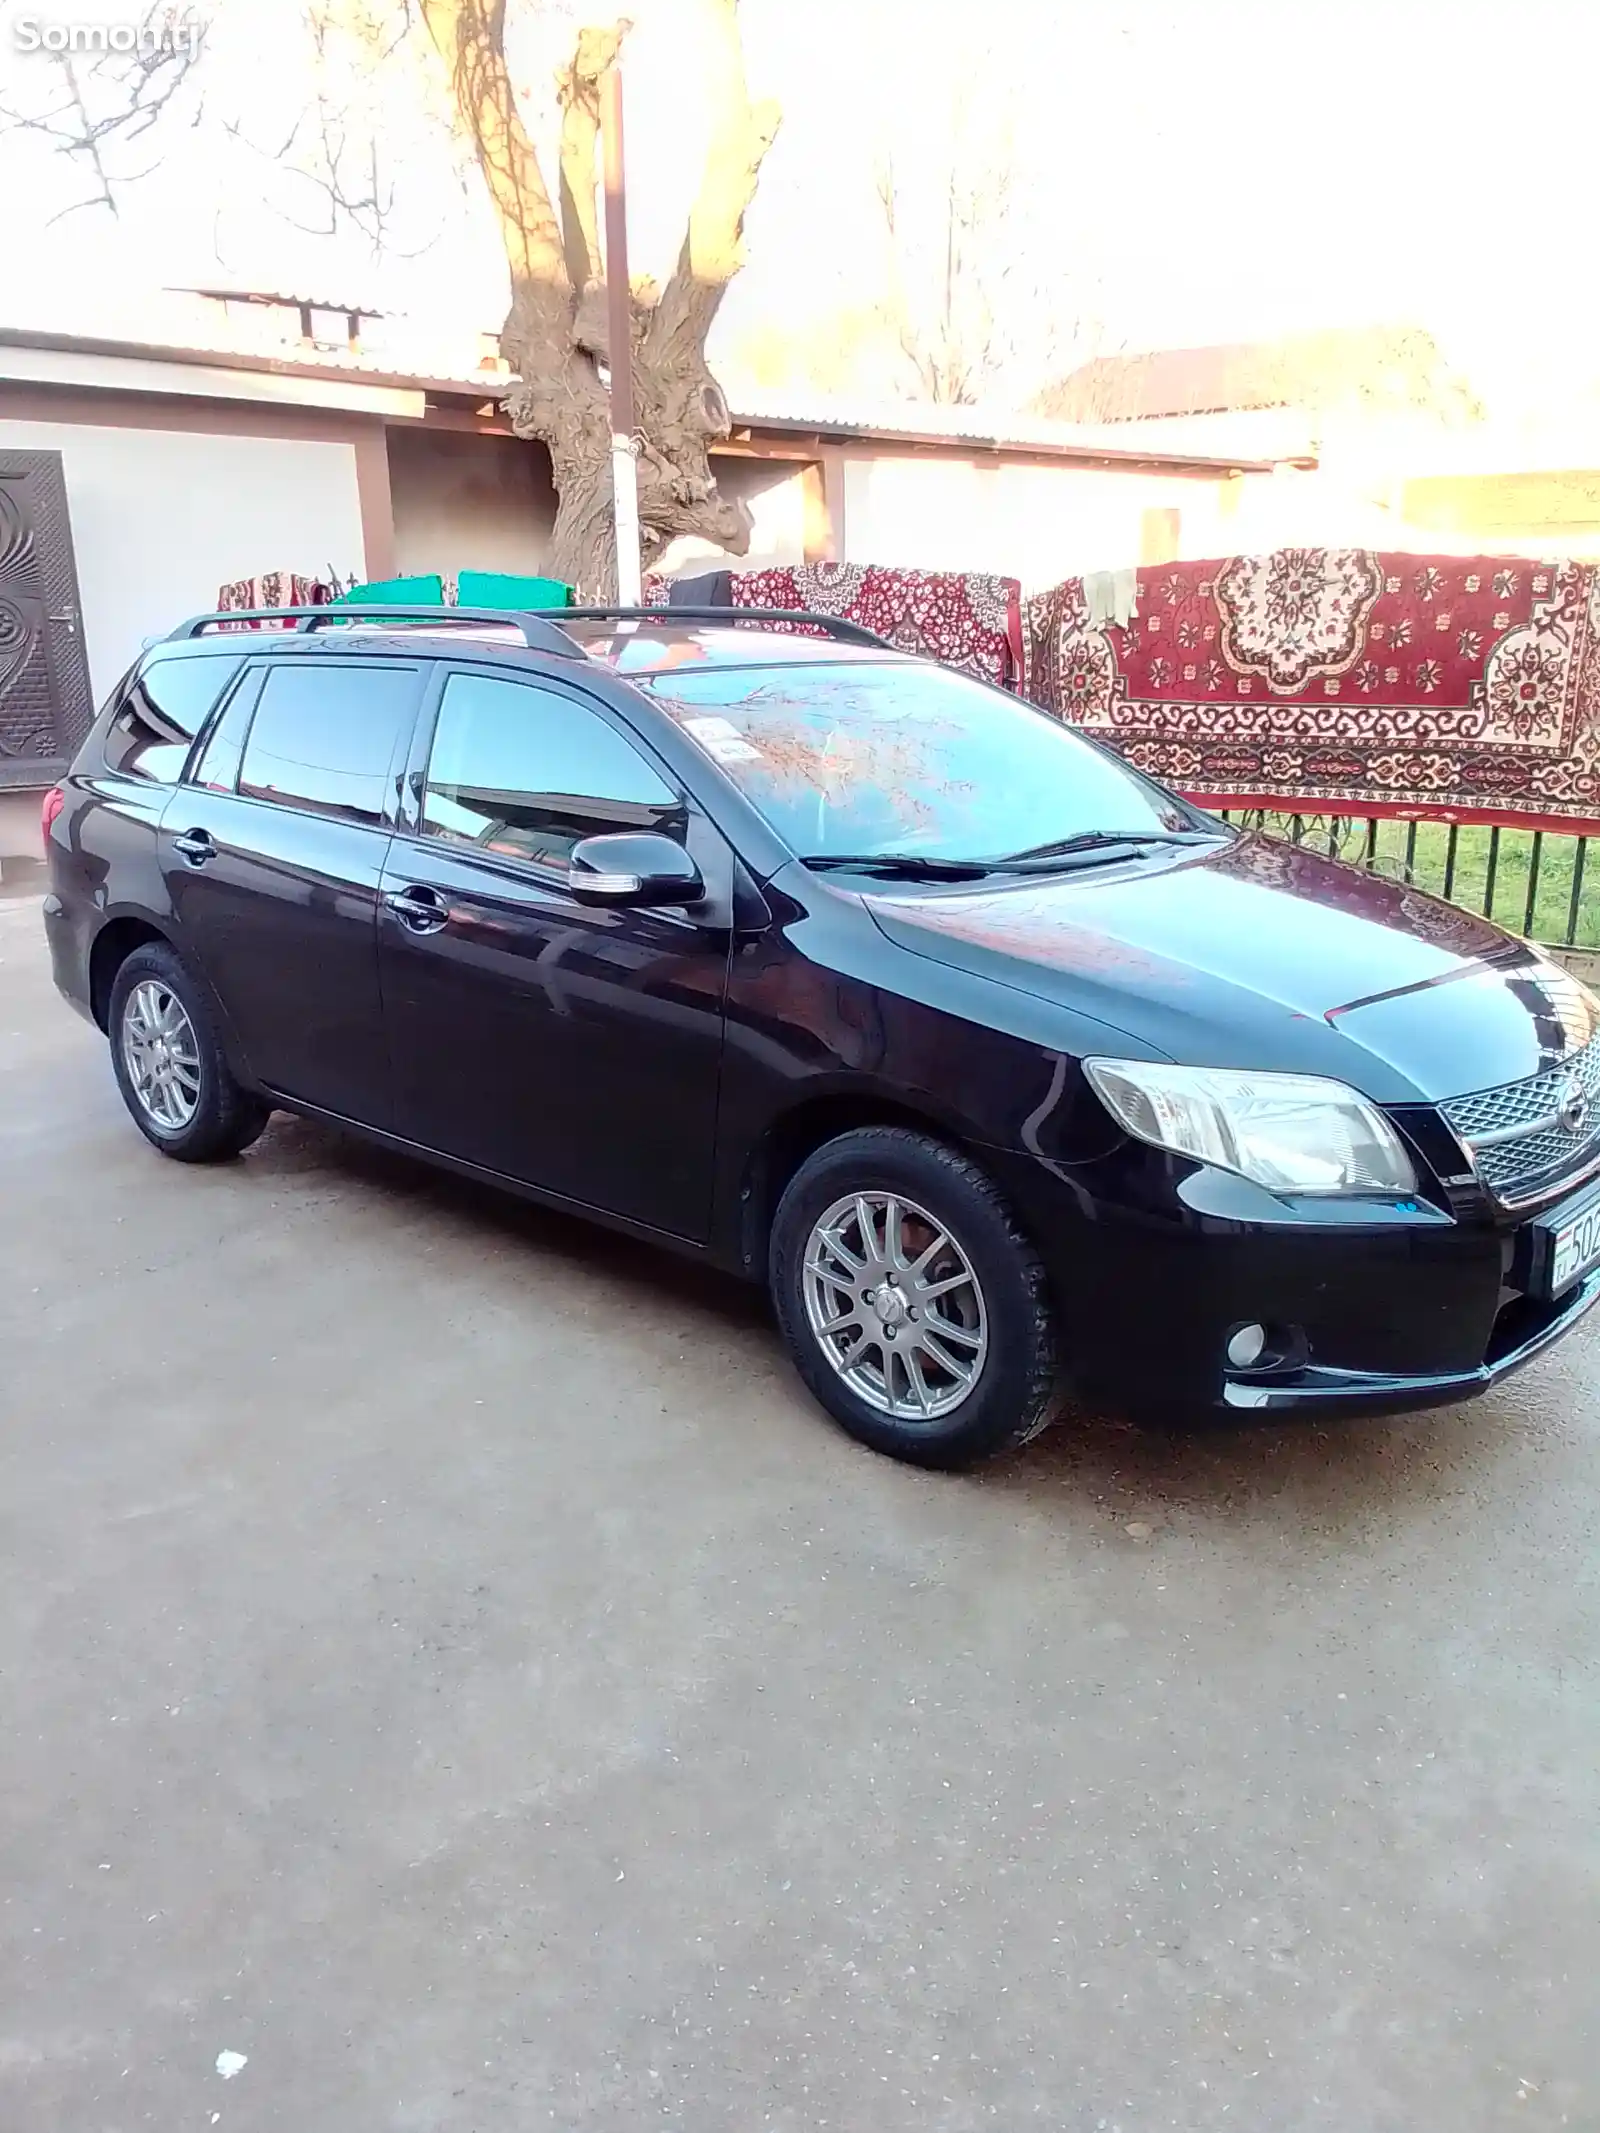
[1549,1196,1600,1295]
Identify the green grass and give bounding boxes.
[1220,814,1600,949]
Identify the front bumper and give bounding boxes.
[985,1142,1600,1423]
[1217,1263,1600,1415]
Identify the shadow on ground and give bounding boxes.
[242,1107,1518,1542]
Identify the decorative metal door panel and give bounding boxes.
[0,451,94,789]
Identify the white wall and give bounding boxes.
[656,456,811,577]
[0,418,366,698]
[838,452,1233,588]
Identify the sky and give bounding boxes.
[2,0,1598,413]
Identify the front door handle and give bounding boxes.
[384,884,450,934]
[172,828,216,866]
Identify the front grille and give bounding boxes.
[1442,1032,1600,1204]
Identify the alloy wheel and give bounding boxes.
[121,978,202,1132]
[801,1190,989,1422]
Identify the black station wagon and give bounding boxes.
[42,603,1600,1466]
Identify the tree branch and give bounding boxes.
[868,82,1058,406]
[417,0,566,298]
[0,3,207,221]
[646,0,779,371]
[554,19,628,295]
[214,1,454,264]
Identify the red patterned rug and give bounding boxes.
[716,564,1022,688]
[215,573,337,627]
[1022,550,1600,831]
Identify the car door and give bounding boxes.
[377,663,731,1241]
[162,652,421,1128]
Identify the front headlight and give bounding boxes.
[1084,1059,1417,1196]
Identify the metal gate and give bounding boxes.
[0,450,93,789]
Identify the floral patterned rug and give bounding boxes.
[1022,550,1600,830]
[659,564,1022,689]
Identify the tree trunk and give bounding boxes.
[547,438,629,600]
[421,0,777,602]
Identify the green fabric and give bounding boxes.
[457,570,572,610]
[334,575,447,606]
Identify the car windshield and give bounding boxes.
[645,659,1204,864]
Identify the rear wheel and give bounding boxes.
[769,1127,1061,1468]
[108,943,270,1162]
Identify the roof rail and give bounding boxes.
[166,606,588,660]
[561,605,893,650]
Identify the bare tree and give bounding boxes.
[418,0,780,594]
[4,0,779,590]
[222,0,445,260]
[875,150,1004,406]
[872,82,1105,410]
[0,1,208,221]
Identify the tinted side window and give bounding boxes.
[189,669,266,794]
[237,662,415,824]
[102,654,243,783]
[421,671,683,873]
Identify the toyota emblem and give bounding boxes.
[1557,1076,1589,1137]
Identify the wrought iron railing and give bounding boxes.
[1216,813,1597,951]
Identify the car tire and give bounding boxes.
[108,942,271,1163]
[769,1126,1062,1469]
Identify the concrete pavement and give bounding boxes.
[2,892,1597,2132]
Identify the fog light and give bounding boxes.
[1226,1321,1268,1370]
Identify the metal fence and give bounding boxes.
[1215,813,1598,951]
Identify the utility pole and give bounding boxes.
[600,65,642,603]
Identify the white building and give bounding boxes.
[0,289,1292,874]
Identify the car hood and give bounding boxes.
[864,834,1598,1104]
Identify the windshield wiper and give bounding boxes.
[997,828,1217,867]
[799,852,997,881]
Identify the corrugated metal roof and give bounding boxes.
[178,286,392,317]
[0,301,1301,469]
[0,289,511,390]
[725,384,1145,450]
[721,387,1296,470]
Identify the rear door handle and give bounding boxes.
[384,884,450,934]
[172,828,216,866]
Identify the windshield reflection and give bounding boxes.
[647,660,1202,863]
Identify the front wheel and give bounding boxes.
[769,1127,1062,1469]
[108,943,270,1162]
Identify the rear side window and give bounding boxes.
[189,670,265,794]
[237,661,416,825]
[421,670,683,873]
[102,654,242,783]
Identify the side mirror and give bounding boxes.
[568,830,704,909]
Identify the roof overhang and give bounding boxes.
[0,324,1316,474]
